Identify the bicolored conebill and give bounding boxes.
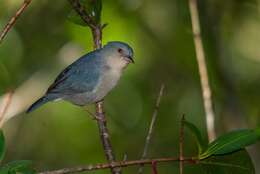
[27,41,134,113]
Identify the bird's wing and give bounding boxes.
[47,64,74,92]
[47,52,102,95]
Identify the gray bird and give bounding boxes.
[26,41,134,113]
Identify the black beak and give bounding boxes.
[127,56,134,64]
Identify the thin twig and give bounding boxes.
[117,153,128,172]
[123,153,128,161]
[179,115,185,174]
[138,84,165,174]
[118,153,128,172]
[0,0,32,44]
[68,1,119,173]
[39,157,197,174]
[151,161,158,174]
[188,0,216,142]
[0,91,13,128]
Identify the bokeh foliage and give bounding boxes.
[1,0,260,173]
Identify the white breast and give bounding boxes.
[92,55,128,101]
[93,66,122,101]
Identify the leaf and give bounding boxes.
[184,120,207,154]
[67,0,102,26]
[0,160,36,174]
[199,129,260,159]
[0,129,5,162]
[67,10,88,26]
[93,0,102,24]
[200,149,255,174]
[82,0,102,24]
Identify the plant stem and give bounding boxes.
[138,84,165,174]
[39,157,197,174]
[0,91,13,128]
[188,0,216,142]
[0,0,32,44]
[179,115,185,174]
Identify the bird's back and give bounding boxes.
[47,50,104,98]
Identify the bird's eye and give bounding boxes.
[118,48,123,53]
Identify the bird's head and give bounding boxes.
[102,41,134,69]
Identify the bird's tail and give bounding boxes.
[26,96,51,113]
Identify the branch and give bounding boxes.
[68,1,119,174]
[138,84,165,174]
[188,0,216,142]
[39,157,197,174]
[0,0,32,44]
[0,91,13,128]
[179,115,185,174]
[95,101,120,174]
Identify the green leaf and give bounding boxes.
[83,0,102,24]
[67,10,88,26]
[184,120,207,154]
[0,160,36,174]
[199,129,260,159]
[200,149,255,174]
[67,0,102,26]
[0,129,5,162]
[93,0,102,24]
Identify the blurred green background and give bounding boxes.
[1,0,260,173]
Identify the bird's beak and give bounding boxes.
[127,56,134,64]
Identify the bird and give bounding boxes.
[26,41,134,113]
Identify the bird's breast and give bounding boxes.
[93,67,122,101]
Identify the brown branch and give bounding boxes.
[68,1,119,174]
[0,0,32,44]
[0,91,13,128]
[91,25,102,50]
[39,157,197,174]
[188,0,216,142]
[95,101,120,174]
[138,84,165,174]
[179,115,185,174]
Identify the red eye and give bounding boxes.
[118,48,123,53]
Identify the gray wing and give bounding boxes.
[47,51,102,95]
